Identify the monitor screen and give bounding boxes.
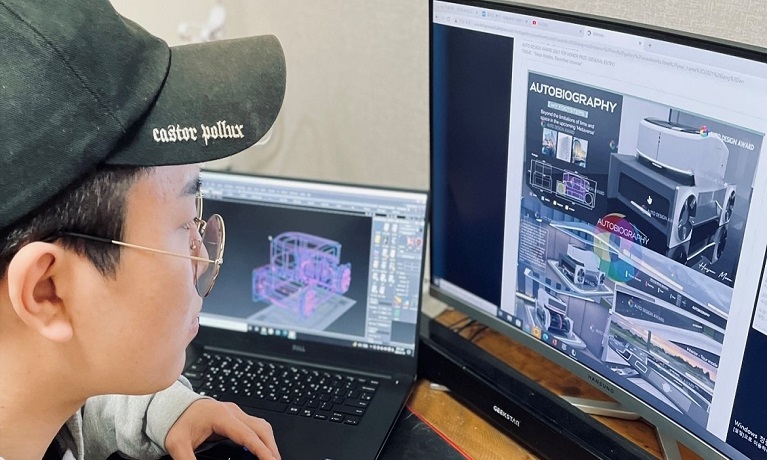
[429,1,767,458]
[199,171,427,357]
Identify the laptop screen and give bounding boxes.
[198,171,428,358]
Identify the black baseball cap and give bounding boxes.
[0,0,286,233]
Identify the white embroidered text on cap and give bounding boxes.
[152,120,244,145]
[200,121,244,145]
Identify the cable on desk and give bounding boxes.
[466,325,488,342]
[447,316,475,332]
[453,322,476,334]
[404,404,474,460]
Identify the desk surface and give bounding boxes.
[406,309,703,460]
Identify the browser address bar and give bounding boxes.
[642,38,763,81]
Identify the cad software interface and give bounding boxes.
[431,1,767,457]
[199,172,427,357]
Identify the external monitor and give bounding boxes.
[429,1,767,458]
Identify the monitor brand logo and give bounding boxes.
[587,374,615,394]
[492,405,521,427]
[292,344,306,353]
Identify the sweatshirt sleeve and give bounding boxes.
[81,377,207,459]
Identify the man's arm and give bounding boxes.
[80,377,280,460]
[81,377,205,459]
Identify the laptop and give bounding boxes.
[183,170,429,460]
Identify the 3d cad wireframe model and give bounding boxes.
[252,232,352,318]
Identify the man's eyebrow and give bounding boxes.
[181,176,202,196]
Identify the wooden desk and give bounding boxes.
[405,309,703,460]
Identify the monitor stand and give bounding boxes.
[562,397,683,460]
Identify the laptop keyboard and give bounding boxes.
[184,351,380,426]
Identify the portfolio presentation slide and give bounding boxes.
[512,70,764,445]
[501,30,767,460]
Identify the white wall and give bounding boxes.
[111,0,429,190]
[110,0,766,191]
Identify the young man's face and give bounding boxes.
[73,164,204,394]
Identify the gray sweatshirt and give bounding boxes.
[47,378,205,460]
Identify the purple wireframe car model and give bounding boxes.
[252,232,352,318]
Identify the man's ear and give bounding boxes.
[6,242,73,343]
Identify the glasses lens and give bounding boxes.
[196,214,225,297]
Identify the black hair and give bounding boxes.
[0,165,149,279]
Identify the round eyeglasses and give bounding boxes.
[54,193,225,298]
[192,213,225,297]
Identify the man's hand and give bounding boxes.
[164,399,280,460]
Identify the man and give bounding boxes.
[0,1,286,459]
